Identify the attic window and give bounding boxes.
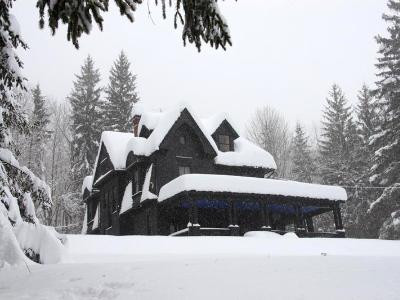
[218,135,230,152]
[179,136,186,145]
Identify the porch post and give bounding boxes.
[229,199,240,236]
[261,200,271,231]
[188,195,200,236]
[332,203,339,229]
[305,216,314,233]
[295,205,306,233]
[334,202,345,237]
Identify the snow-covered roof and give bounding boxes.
[125,136,152,157]
[144,104,219,155]
[138,110,164,134]
[201,112,239,136]
[120,181,133,215]
[96,131,135,170]
[82,176,93,195]
[215,137,276,169]
[92,104,276,178]
[141,164,158,202]
[120,165,158,213]
[158,174,347,202]
[92,205,100,230]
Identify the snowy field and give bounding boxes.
[1,234,400,300]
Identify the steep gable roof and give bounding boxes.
[157,107,219,156]
[201,113,239,137]
[98,131,134,170]
[91,104,277,178]
[125,104,220,162]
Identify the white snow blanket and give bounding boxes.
[158,174,347,202]
[1,235,400,299]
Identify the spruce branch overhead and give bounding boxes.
[36,0,232,51]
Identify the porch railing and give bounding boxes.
[170,226,345,238]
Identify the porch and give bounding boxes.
[157,174,347,237]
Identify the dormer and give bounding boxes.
[211,119,239,152]
[139,125,153,139]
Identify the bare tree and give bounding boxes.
[246,106,292,178]
[43,101,83,232]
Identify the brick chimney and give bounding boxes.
[133,114,141,137]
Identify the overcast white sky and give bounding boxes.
[13,0,387,133]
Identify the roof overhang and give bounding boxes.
[158,174,347,204]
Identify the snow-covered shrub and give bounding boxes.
[0,208,26,268]
[0,152,65,266]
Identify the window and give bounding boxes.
[218,134,230,152]
[179,166,191,176]
[179,136,186,145]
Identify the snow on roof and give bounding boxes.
[138,110,164,134]
[201,113,240,136]
[141,164,158,202]
[82,176,93,195]
[145,104,219,155]
[124,136,152,158]
[120,182,133,215]
[92,204,100,230]
[215,137,277,170]
[92,104,276,175]
[132,102,146,116]
[158,174,347,202]
[95,131,135,170]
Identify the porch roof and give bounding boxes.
[158,174,347,203]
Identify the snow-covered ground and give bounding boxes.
[1,234,400,299]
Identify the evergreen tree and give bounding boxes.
[318,84,361,233]
[291,123,315,183]
[0,4,63,264]
[356,85,380,146]
[368,0,400,239]
[103,51,139,132]
[36,0,231,51]
[69,56,102,188]
[319,84,355,186]
[347,85,381,238]
[27,85,51,178]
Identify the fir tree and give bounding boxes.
[356,85,379,146]
[103,51,139,132]
[0,4,63,264]
[318,84,361,233]
[319,84,355,186]
[368,0,400,239]
[69,55,102,188]
[347,85,381,238]
[36,0,231,51]
[291,123,315,183]
[27,84,51,178]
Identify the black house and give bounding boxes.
[82,105,347,237]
